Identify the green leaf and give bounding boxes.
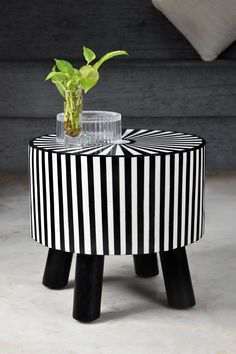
[83,46,96,64]
[52,72,66,81]
[78,65,99,93]
[54,59,74,75]
[54,81,66,97]
[93,50,128,70]
[46,71,65,81]
[45,71,55,81]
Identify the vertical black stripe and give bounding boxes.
[137,157,144,253]
[48,153,55,249]
[76,157,85,254]
[191,150,197,243]
[149,157,155,253]
[66,155,75,253]
[201,147,206,236]
[112,158,121,255]
[177,152,183,248]
[36,149,42,244]
[100,158,109,254]
[196,148,202,240]
[87,156,96,254]
[41,151,48,247]
[159,155,165,252]
[30,148,37,240]
[168,154,175,249]
[125,157,132,254]
[28,147,33,238]
[184,151,191,245]
[57,154,65,251]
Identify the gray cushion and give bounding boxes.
[152,0,236,61]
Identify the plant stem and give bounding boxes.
[64,90,83,137]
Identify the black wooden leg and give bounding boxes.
[133,254,159,277]
[73,254,104,323]
[160,247,195,309]
[42,249,73,290]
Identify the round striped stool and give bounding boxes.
[28,129,206,322]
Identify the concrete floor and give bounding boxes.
[0,173,236,354]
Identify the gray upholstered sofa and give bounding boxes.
[0,0,235,171]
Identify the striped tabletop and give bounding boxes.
[29,129,206,255]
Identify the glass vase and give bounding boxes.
[82,111,121,146]
[64,89,83,142]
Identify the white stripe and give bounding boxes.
[28,149,32,238]
[128,129,147,138]
[81,156,91,254]
[154,156,161,252]
[133,129,161,138]
[116,145,124,156]
[93,157,104,255]
[199,148,203,238]
[122,128,134,138]
[83,145,110,155]
[38,146,60,151]
[45,152,52,248]
[142,139,202,143]
[52,153,61,249]
[106,157,115,255]
[202,147,206,235]
[70,156,80,253]
[164,155,170,251]
[135,142,183,151]
[133,144,172,153]
[139,141,201,146]
[38,150,45,245]
[35,139,60,148]
[162,132,184,136]
[173,154,179,249]
[119,158,126,254]
[139,143,187,149]
[122,145,141,155]
[99,144,114,155]
[139,136,199,141]
[187,151,194,244]
[193,149,200,242]
[36,143,59,148]
[29,148,35,240]
[36,136,55,141]
[131,158,138,254]
[61,155,70,252]
[53,147,80,153]
[33,149,40,242]
[131,146,157,155]
[143,157,150,253]
[181,153,187,247]
[66,148,97,154]
[156,131,176,136]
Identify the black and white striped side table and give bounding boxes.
[29,129,206,322]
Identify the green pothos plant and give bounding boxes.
[46,47,128,137]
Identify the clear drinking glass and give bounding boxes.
[56,113,64,142]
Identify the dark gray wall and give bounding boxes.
[0,0,236,171]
